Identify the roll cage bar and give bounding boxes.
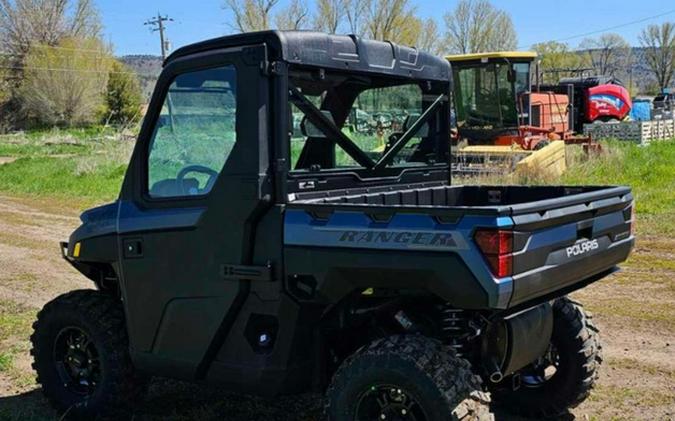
[289,84,446,171]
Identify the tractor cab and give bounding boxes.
[447,52,537,145]
[447,51,575,151]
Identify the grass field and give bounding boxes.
[0,130,673,420]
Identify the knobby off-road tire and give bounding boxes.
[493,297,602,418]
[31,290,146,420]
[325,335,493,421]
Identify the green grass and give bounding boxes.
[0,300,36,377]
[0,157,126,207]
[0,301,35,342]
[0,352,13,372]
[0,128,133,209]
[562,140,675,221]
[0,142,89,157]
[461,139,675,236]
[1,129,674,224]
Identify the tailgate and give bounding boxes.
[507,186,634,306]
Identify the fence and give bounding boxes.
[583,119,675,144]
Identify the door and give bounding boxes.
[117,45,270,379]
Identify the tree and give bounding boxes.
[443,0,517,54]
[0,0,101,61]
[531,41,587,84]
[0,60,10,104]
[579,33,631,76]
[223,0,279,32]
[345,0,370,36]
[17,38,111,127]
[313,0,345,33]
[638,22,675,91]
[104,60,142,125]
[365,0,418,45]
[275,0,309,30]
[416,18,442,55]
[0,0,103,130]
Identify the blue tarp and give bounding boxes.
[629,101,651,121]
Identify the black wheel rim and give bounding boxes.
[355,384,428,421]
[53,327,101,396]
[520,345,560,388]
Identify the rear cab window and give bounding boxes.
[288,68,449,173]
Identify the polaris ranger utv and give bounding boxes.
[32,31,635,420]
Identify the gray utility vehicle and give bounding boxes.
[31,31,635,420]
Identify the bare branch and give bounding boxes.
[638,22,675,91]
[313,0,345,33]
[222,0,279,32]
[579,33,631,76]
[443,0,517,54]
[275,0,310,30]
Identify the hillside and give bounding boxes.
[119,54,163,100]
[596,47,659,93]
[118,47,663,103]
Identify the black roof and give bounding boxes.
[558,76,624,88]
[167,30,450,82]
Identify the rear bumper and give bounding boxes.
[509,236,634,307]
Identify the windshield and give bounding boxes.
[453,61,529,129]
[288,69,450,172]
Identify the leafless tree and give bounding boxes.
[0,0,101,59]
[443,0,517,54]
[345,0,370,36]
[275,0,310,30]
[638,22,675,91]
[579,33,631,76]
[223,0,279,32]
[313,0,345,33]
[416,18,442,55]
[365,0,417,44]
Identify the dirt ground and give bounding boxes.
[0,195,673,421]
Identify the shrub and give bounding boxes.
[16,37,111,127]
[104,61,143,125]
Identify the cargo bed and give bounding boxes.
[286,183,634,308]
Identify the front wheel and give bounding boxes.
[31,290,146,419]
[325,335,493,421]
[492,297,602,418]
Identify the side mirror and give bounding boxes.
[300,111,335,138]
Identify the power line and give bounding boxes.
[519,8,675,50]
[0,51,108,59]
[145,13,174,60]
[0,41,111,55]
[0,64,135,75]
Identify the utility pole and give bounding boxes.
[145,13,174,60]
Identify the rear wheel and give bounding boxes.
[492,297,602,418]
[325,335,493,421]
[31,290,146,419]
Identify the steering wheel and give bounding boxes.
[480,87,496,99]
[176,165,219,196]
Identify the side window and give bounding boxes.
[147,65,237,198]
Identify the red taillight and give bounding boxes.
[474,229,513,278]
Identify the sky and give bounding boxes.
[97,0,675,56]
